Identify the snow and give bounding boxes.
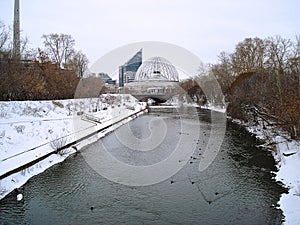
[1,93,299,224]
[275,136,300,225]
[167,93,300,223]
[234,118,300,224]
[16,193,23,201]
[0,95,146,200]
[200,104,226,113]
[165,94,227,113]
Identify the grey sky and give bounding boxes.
[0,0,299,72]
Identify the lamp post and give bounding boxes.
[13,0,20,60]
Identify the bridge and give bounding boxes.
[132,93,175,102]
[122,57,180,103]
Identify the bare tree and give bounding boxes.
[67,50,89,78]
[291,35,300,98]
[42,33,75,68]
[210,51,235,93]
[265,36,292,74]
[197,61,210,77]
[297,36,300,98]
[231,37,266,74]
[19,35,34,60]
[0,21,11,53]
[265,36,292,103]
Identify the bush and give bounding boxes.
[50,134,69,155]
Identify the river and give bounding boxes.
[0,107,286,224]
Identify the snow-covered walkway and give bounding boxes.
[0,95,146,200]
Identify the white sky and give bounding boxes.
[0,0,299,73]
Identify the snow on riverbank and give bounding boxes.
[165,94,226,113]
[200,104,226,113]
[0,95,146,200]
[234,118,300,225]
[168,93,299,223]
[276,138,300,225]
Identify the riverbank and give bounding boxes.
[1,98,299,223]
[232,118,300,225]
[0,95,147,200]
[198,103,300,224]
[167,96,300,224]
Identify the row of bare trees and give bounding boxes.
[180,35,299,139]
[1,21,89,77]
[211,36,300,95]
[0,59,80,100]
[0,20,30,59]
[211,36,300,139]
[227,71,300,139]
[0,20,95,100]
[40,33,88,78]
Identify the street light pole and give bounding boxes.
[13,0,20,60]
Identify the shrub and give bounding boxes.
[50,134,69,155]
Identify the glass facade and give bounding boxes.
[135,57,179,82]
[119,49,142,87]
[98,72,116,85]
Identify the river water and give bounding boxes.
[0,107,286,224]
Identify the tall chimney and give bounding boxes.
[13,0,20,59]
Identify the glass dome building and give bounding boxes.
[135,57,179,82]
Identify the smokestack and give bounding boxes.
[13,0,20,59]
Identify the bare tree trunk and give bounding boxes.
[298,72,300,98]
[276,72,283,104]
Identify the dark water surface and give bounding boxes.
[0,108,285,224]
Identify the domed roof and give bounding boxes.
[135,57,179,82]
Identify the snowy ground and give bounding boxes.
[0,95,146,200]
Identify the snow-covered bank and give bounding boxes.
[199,101,299,223]
[200,105,226,113]
[233,118,300,225]
[0,95,146,200]
[165,94,226,113]
[160,93,299,223]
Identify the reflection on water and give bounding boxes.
[0,108,286,224]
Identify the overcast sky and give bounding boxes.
[1,0,299,71]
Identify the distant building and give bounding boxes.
[124,71,135,83]
[119,49,142,87]
[98,72,116,85]
[124,56,180,102]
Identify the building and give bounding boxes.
[98,72,116,85]
[123,56,180,102]
[119,49,142,87]
[124,71,135,83]
[135,56,179,82]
